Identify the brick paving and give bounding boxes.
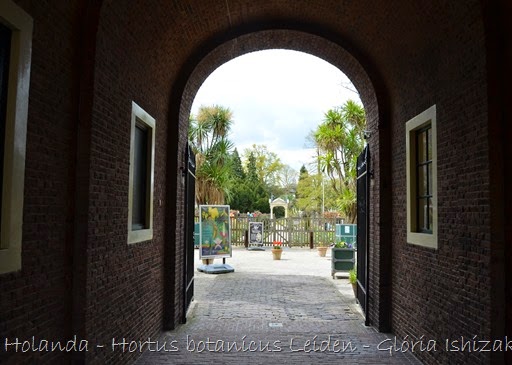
[137,247,422,364]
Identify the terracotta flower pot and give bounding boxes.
[317,246,328,257]
[271,249,282,260]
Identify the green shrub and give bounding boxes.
[348,269,357,284]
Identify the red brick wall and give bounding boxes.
[83,0,179,362]
[387,2,493,364]
[0,1,83,363]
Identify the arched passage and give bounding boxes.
[76,1,504,363]
[174,29,390,332]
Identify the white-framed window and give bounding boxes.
[406,105,438,249]
[127,102,155,244]
[0,0,32,274]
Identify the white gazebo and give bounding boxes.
[269,197,289,219]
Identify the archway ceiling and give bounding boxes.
[98,0,485,139]
[143,0,482,127]
[99,0,484,125]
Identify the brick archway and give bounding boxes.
[175,28,392,331]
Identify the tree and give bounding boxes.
[245,151,259,182]
[295,164,308,201]
[189,105,234,205]
[278,165,298,195]
[313,100,366,222]
[230,148,245,181]
[299,165,308,179]
[227,151,270,213]
[295,173,322,215]
[243,144,284,187]
[295,172,337,216]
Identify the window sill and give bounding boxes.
[128,228,153,244]
[407,231,438,249]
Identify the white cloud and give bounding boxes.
[191,49,361,172]
[278,148,318,172]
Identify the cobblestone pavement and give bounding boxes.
[137,247,422,364]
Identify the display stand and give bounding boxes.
[198,205,234,274]
[198,259,234,274]
[248,221,265,251]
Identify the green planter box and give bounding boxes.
[331,247,355,278]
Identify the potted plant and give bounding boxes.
[271,241,282,260]
[317,241,329,257]
[348,268,357,297]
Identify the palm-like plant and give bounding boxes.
[313,100,365,222]
[189,105,234,205]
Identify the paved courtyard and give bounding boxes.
[137,247,422,364]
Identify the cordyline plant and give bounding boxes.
[189,105,234,205]
[313,100,366,223]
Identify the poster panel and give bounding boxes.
[249,221,263,246]
[199,205,232,259]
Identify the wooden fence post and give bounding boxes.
[309,231,314,249]
[244,230,248,248]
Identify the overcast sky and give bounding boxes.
[191,49,361,172]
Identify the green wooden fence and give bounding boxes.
[228,216,339,247]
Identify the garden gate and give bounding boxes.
[183,144,195,322]
[356,145,370,325]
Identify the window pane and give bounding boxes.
[0,23,11,240]
[418,164,428,197]
[418,198,428,231]
[132,124,148,230]
[428,163,433,196]
[427,127,432,161]
[428,197,433,232]
[417,130,427,163]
